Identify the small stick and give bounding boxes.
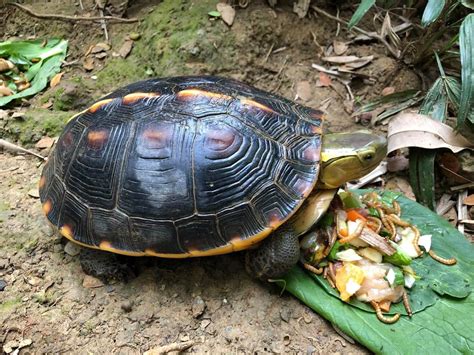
[7,3,139,23]
[95,0,109,41]
[428,250,457,265]
[450,182,474,191]
[0,139,46,161]
[311,5,401,58]
[262,43,275,64]
[145,340,195,354]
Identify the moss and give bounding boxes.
[0,297,21,313]
[1,108,72,146]
[95,0,237,92]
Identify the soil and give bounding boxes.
[1,1,423,353]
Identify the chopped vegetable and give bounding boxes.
[404,274,416,288]
[336,248,363,262]
[397,228,420,258]
[327,241,348,261]
[339,191,364,209]
[347,209,367,222]
[418,234,432,252]
[335,263,365,301]
[358,247,383,263]
[383,248,412,266]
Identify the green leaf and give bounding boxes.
[348,0,376,29]
[0,39,67,107]
[421,0,446,27]
[393,267,405,286]
[279,191,474,354]
[461,0,474,10]
[458,14,474,128]
[383,249,412,266]
[409,77,447,210]
[208,10,221,17]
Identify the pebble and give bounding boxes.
[280,307,291,323]
[192,296,206,318]
[129,32,141,40]
[64,241,81,256]
[0,279,6,291]
[121,300,134,313]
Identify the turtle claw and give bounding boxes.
[79,248,136,283]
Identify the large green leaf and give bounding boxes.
[458,14,474,129]
[279,191,474,354]
[421,0,446,27]
[0,39,68,107]
[348,0,376,29]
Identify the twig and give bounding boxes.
[311,63,340,76]
[0,139,47,161]
[262,43,275,64]
[311,5,401,58]
[78,0,84,10]
[450,182,474,191]
[7,3,138,23]
[144,341,195,354]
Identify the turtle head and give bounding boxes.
[317,131,387,189]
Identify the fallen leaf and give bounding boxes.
[0,58,15,72]
[216,3,236,26]
[82,275,104,288]
[94,52,108,59]
[0,85,13,97]
[295,80,312,101]
[387,113,474,154]
[382,87,395,96]
[17,81,30,91]
[318,72,332,87]
[118,40,134,58]
[293,0,311,18]
[333,40,348,55]
[463,195,474,206]
[41,101,53,109]
[322,55,361,64]
[50,72,63,88]
[91,42,111,53]
[83,57,95,71]
[84,44,95,57]
[385,176,416,200]
[208,11,221,18]
[35,136,55,149]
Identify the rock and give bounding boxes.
[192,296,206,318]
[64,241,81,256]
[129,32,141,40]
[82,275,104,289]
[121,300,134,313]
[0,279,6,291]
[27,188,40,198]
[200,319,211,329]
[280,307,291,323]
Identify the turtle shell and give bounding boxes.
[39,76,324,257]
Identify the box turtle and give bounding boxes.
[39,76,386,280]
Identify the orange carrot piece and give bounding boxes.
[346,209,367,222]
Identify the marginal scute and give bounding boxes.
[88,98,114,113]
[42,200,52,215]
[60,224,74,239]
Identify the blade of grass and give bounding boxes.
[348,0,375,29]
[421,0,446,27]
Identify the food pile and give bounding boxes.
[300,190,457,324]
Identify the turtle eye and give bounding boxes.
[363,153,374,161]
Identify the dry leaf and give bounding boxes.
[91,42,111,53]
[293,0,311,18]
[382,87,395,96]
[28,188,40,198]
[0,58,15,72]
[82,275,104,288]
[119,40,134,58]
[322,55,360,64]
[463,195,474,206]
[17,82,30,91]
[41,101,53,109]
[387,113,474,154]
[50,72,63,88]
[385,176,416,201]
[35,136,55,149]
[94,52,108,59]
[318,72,332,87]
[83,57,95,71]
[0,85,13,97]
[84,44,95,57]
[295,80,312,101]
[333,40,348,55]
[216,3,236,26]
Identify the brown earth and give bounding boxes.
[0,0,422,353]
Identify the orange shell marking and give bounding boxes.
[39,175,46,189]
[87,130,109,147]
[122,92,160,104]
[177,89,232,101]
[88,99,113,113]
[60,224,74,239]
[310,124,323,134]
[230,228,272,251]
[42,200,52,215]
[240,98,275,113]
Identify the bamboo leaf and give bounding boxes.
[348,0,376,29]
[458,14,474,128]
[421,0,446,27]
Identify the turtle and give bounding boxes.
[39,76,386,281]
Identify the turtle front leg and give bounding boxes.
[80,248,135,282]
[245,227,300,281]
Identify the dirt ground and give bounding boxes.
[1,1,424,353]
